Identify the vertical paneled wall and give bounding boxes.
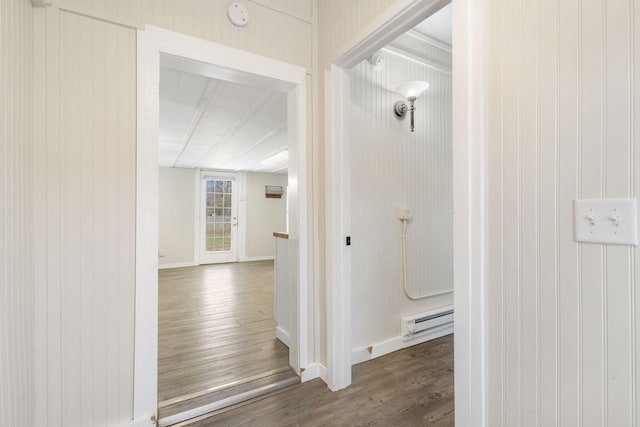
[34,8,137,426]
[0,1,34,426]
[485,0,640,424]
[349,38,453,349]
[52,0,312,71]
[35,1,314,424]
[317,0,397,65]
[317,0,398,367]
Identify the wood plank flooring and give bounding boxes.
[158,261,291,405]
[182,334,455,427]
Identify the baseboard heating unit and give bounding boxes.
[401,306,454,341]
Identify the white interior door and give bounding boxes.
[200,172,238,264]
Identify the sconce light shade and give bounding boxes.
[394,81,429,133]
[395,81,430,100]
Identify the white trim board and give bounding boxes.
[351,326,454,366]
[136,25,312,424]
[324,0,487,424]
[239,255,275,262]
[158,261,197,270]
[276,325,290,347]
[158,257,273,269]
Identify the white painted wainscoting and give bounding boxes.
[0,1,34,426]
[485,0,640,425]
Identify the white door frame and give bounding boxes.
[324,0,488,424]
[135,25,310,424]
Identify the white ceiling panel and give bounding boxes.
[413,3,452,46]
[159,66,288,174]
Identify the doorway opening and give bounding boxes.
[135,26,311,426]
[325,0,485,422]
[155,56,297,424]
[325,0,456,392]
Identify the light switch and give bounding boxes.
[574,198,638,245]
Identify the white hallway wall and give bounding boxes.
[485,0,640,425]
[33,1,314,425]
[245,172,288,258]
[348,37,453,352]
[317,0,400,369]
[0,0,34,426]
[22,0,637,424]
[158,168,287,266]
[158,167,196,267]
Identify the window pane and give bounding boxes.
[206,208,214,218]
[214,180,223,192]
[214,238,224,251]
[206,193,215,207]
[206,223,215,237]
[214,222,223,237]
[224,194,231,208]
[214,193,224,207]
[206,238,215,252]
[206,180,215,192]
[224,180,232,193]
[224,223,231,235]
[224,208,231,221]
[223,236,231,251]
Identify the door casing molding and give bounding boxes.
[135,25,311,423]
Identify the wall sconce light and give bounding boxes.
[393,81,430,132]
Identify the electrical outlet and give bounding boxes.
[397,205,412,220]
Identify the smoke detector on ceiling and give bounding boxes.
[227,2,250,28]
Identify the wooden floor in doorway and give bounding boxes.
[182,334,454,427]
[158,260,291,406]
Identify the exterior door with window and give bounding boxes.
[200,173,238,264]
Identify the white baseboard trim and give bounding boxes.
[119,415,155,427]
[276,325,290,347]
[238,255,275,262]
[158,261,196,270]
[351,324,454,366]
[301,362,327,383]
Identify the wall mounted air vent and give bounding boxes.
[265,185,284,199]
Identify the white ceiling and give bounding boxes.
[413,3,452,46]
[159,67,288,173]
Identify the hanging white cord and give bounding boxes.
[400,218,430,300]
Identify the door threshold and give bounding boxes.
[158,366,293,409]
[158,369,299,426]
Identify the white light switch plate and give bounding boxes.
[574,198,638,245]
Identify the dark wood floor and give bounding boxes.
[158,261,291,405]
[183,334,454,427]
